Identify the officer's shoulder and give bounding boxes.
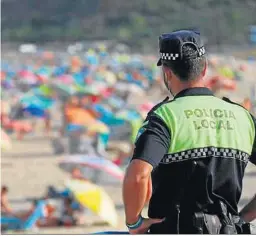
[222,97,247,110]
[148,96,173,113]
[222,96,256,124]
[145,96,173,121]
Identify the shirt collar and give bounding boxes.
[174,87,214,99]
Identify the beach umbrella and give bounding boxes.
[107,96,125,109]
[18,70,38,84]
[103,71,117,86]
[93,104,124,126]
[50,83,76,98]
[66,121,110,134]
[23,105,47,118]
[73,73,85,85]
[66,179,118,227]
[74,85,99,96]
[57,74,74,85]
[85,50,99,65]
[21,95,54,110]
[116,109,141,121]
[38,85,53,96]
[35,67,51,83]
[52,66,68,77]
[100,87,114,98]
[86,121,110,134]
[115,111,144,143]
[33,85,54,97]
[1,128,12,151]
[59,155,124,181]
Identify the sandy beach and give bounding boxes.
[1,132,135,234]
[1,129,256,234]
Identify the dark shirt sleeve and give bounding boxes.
[131,113,171,168]
[250,114,256,165]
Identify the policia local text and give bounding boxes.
[184,108,235,130]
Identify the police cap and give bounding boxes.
[157,30,206,66]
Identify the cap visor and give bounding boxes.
[157,58,162,66]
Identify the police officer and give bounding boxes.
[122,30,256,234]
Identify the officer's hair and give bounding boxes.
[163,45,206,81]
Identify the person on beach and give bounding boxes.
[1,186,34,220]
[1,186,14,216]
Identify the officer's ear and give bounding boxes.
[162,65,173,79]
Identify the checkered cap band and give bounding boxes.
[161,147,250,164]
[160,53,179,61]
[160,46,205,62]
[198,46,206,56]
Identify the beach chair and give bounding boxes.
[0,200,46,231]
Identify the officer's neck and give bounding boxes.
[172,80,206,96]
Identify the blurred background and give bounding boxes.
[1,0,256,234]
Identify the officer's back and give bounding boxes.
[149,93,254,233]
[122,30,256,234]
